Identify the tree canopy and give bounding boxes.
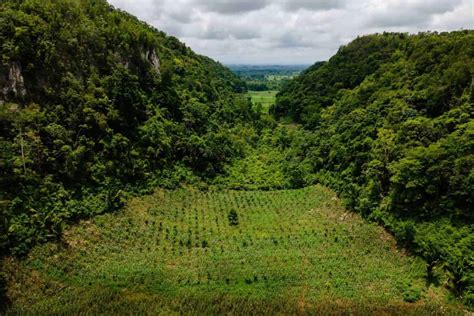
[0,0,253,255]
[275,31,473,303]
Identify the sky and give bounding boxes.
[107,0,474,65]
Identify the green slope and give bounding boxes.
[3,186,463,314]
[274,31,474,303]
[0,0,254,255]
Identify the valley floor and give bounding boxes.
[2,186,464,314]
[247,90,278,113]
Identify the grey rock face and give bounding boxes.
[141,49,161,75]
[1,62,26,100]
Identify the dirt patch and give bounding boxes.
[63,220,100,249]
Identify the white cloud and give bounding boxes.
[107,0,474,64]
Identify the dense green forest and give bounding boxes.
[275,31,474,304]
[0,0,473,312]
[0,0,255,256]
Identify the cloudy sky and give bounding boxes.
[107,0,474,64]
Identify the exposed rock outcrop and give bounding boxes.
[1,62,26,101]
[141,49,161,75]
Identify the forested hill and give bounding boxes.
[275,31,473,302]
[0,0,253,255]
[275,32,473,126]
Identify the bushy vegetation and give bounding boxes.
[275,31,474,303]
[3,186,462,314]
[213,125,309,190]
[0,0,257,256]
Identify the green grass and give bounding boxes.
[247,90,278,113]
[2,186,463,314]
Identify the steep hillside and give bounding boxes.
[0,0,252,255]
[275,31,474,303]
[274,34,407,125]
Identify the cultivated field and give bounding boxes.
[247,90,278,112]
[2,186,461,314]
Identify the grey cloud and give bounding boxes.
[282,0,346,11]
[410,0,463,14]
[167,11,194,23]
[182,18,261,40]
[197,29,259,40]
[201,29,228,40]
[107,0,472,64]
[232,29,260,40]
[192,0,269,14]
[366,0,463,27]
[197,28,258,40]
[368,12,428,27]
[275,32,314,48]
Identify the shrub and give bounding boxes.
[402,286,422,303]
[228,209,239,226]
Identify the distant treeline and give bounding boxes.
[229,65,309,91]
